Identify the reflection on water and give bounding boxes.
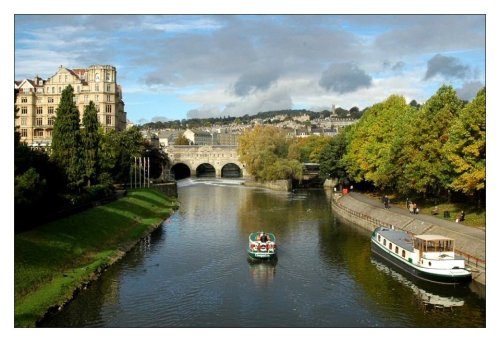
[248,258,278,286]
[371,257,466,309]
[40,180,485,327]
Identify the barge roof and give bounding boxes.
[377,228,414,252]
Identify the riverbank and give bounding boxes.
[243,179,292,192]
[14,188,179,327]
[330,192,485,289]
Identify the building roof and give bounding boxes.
[414,235,454,242]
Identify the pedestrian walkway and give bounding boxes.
[349,192,485,241]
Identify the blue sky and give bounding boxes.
[14,14,485,124]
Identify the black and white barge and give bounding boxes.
[371,226,472,285]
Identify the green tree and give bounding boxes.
[81,101,100,186]
[288,135,333,163]
[397,85,464,196]
[318,129,349,180]
[343,95,412,190]
[444,87,485,203]
[51,85,84,190]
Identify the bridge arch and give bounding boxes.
[221,163,242,178]
[171,163,191,180]
[196,163,216,177]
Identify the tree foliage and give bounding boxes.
[238,125,302,181]
[318,129,349,180]
[444,87,485,197]
[288,135,333,163]
[81,101,100,186]
[51,85,84,189]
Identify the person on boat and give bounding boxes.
[261,233,268,243]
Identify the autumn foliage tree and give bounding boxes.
[238,125,302,181]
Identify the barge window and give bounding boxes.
[378,235,380,242]
[402,250,406,258]
[395,246,399,254]
[383,239,386,246]
[389,243,392,250]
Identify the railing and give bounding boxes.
[331,195,486,271]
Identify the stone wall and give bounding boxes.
[244,179,292,192]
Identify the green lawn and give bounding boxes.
[14,188,178,327]
[365,192,485,229]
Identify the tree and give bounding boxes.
[238,125,302,181]
[81,101,100,186]
[51,85,84,190]
[396,85,464,196]
[174,134,190,145]
[318,129,349,180]
[343,95,412,190]
[444,87,485,203]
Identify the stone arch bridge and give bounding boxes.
[165,145,247,179]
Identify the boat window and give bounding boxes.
[402,250,406,258]
[395,246,399,254]
[428,262,432,266]
[383,239,386,246]
[389,243,392,250]
[377,235,380,242]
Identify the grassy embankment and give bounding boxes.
[15,188,179,327]
[365,192,485,229]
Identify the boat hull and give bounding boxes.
[247,248,276,259]
[371,239,472,285]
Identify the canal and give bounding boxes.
[41,179,486,327]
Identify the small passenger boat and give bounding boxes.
[247,232,277,259]
[371,226,472,285]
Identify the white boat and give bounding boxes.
[371,226,472,285]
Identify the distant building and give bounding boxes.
[183,129,213,145]
[15,64,127,148]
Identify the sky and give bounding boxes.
[14,14,486,125]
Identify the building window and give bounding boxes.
[34,129,44,137]
[21,129,27,137]
[48,97,54,103]
[106,104,112,113]
[84,95,89,104]
[106,94,111,101]
[106,115,112,125]
[36,98,42,104]
[21,117,27,126]
[21,107,28,114]
[58,87,62,93]
[95,95,99,102]
[106,72,111,81]
[52,87,55,93]
[48,107,54,114]
[95,84,99,92]
[36,117,43,126]
[48,117,55,126]
[64,75,68,83]
[36,107,43,115]
[21,97,27,103]
[106,83,111,92]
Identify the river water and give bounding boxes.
[41,179,485,327]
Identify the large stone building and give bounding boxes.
[15,65,127,148]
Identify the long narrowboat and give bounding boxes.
[371,226,472,285]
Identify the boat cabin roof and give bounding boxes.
[414,235,454,242]
[377,228,414,252]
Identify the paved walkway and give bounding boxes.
[348,192,485,243]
